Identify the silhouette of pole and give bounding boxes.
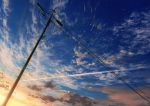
[2,10,54,106]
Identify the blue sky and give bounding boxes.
[0,0,150,106]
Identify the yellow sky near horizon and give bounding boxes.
[0,71,49,106]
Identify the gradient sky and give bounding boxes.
[0,0,150,106]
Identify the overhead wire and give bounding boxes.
[54,23,150,104]
[35,3,150,104]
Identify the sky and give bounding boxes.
[0,0,150,106]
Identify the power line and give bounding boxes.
[39,11,150,103]
[55,25,150,104]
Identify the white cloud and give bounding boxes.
[73,46,87,65]
[52,0,69,10]
[2,0,10,15]
[0,0,10,43]
[113,10,150,55]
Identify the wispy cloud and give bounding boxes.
[2,0,10,15]
[0,0,10,42]
[52,0,68,10]
[73,46,88,65]
[113,10,150,55]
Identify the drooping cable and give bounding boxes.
[55,24,150,104]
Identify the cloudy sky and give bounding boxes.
[0,0,150,106]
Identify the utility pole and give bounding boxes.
[2,3,62,106]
